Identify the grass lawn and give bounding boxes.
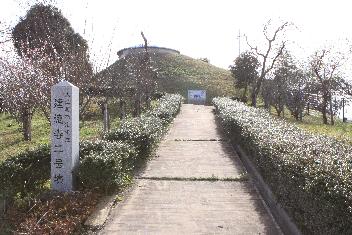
[0,111,120,162]
[294,115,352,144]
[269,108,352,144]
[0,98,161,162]
[243,95,352,143]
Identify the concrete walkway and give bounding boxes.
[101,104,281,234]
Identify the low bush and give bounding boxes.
[213,97,352,235]
[78,140,136,192]
[103,115,164,157]
[0,140,139,198]
[148,93,183,124]
[81,139,138,175]
[0,144,51,199]
[0,93,183,202]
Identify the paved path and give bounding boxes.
[101,104,281,234]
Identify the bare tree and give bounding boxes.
[0,81,3,113]
[0,21,8,113]
[0,53,46,140]
[246,20,290,107]
[261,78,273,110]
[270,51,300,117]
[309,48,346,125]
[0,21,12,46]
[285,67,309,121]
[0,2,96,142]
[95,31,157,121]
[1,17,49,140]
[340,79,352,99]
[131,32,157,116]
[12,3,95,122]
[132,32,147,116]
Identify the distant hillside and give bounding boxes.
[97,51,237,104]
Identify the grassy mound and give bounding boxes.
[98,51,237,104]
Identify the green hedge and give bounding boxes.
[148,93,183,124]
[104,93,183,155]
[213,97,352,235]
[0,93,183,199]
[103,115,163,157]
[0,144,51,198]
[79,140,136,192]
[0,141,136,197]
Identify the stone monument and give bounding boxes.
[51,81,79,192]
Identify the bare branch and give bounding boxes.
[245,35,265,58]
[141,31,148,52]
[265,41,286,74]
[246,20,292,107]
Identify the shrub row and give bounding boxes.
[0,93,183,199]
[148,93,183,124]
[213,97,352,235]
[78,140,136,192]
[0,144,51,199]
[0,141,136,197]
[81,93,182,189]
[103,115,164,157]
[103,93,183,156]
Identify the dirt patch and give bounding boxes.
[1,190,101,234]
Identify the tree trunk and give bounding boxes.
[322,102,328,125]
[322,110,328,124]
[322,94,329,125]
[119,99,125,119]
[134,73,142,117]
[295,113,299,121]
[146,94,151,109]
[251,77,263,107]
[103,99,110,132]
[251,89,257,107]
[342,98,345,122]
[133,98,141,117]
[22,108,32,141]
[307,102,310,115]
[329,97,334,125]
[241,86,248,102]
[0,97,3,113]
[264,101,269,110]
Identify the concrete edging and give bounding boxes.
[233,143,302,235]
[84,195,117,229]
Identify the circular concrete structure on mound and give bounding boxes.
[117,46,180,59]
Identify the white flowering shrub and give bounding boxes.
[148,93,183,124]
[0,93,183,200]
[0,140,136,197]
[0,144,50,198]
[104,93,183,156]
[213,97,352,234]
[78,140,137,192]
[104,115,164,158]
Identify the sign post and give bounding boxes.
[51,81,79,192]
[188,90,206,105]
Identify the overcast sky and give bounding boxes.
[1,0,352,71]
